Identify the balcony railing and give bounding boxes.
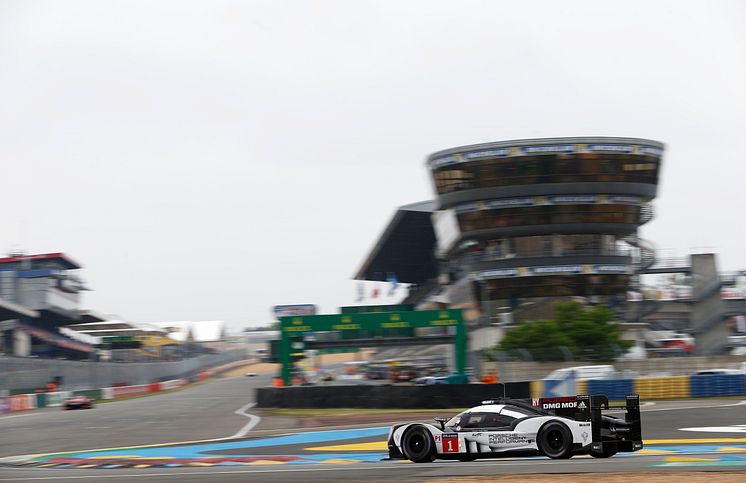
[458,247,633,264]
[437,172,658,194]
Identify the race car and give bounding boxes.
[387,394,642,462]
[62,395,95,410]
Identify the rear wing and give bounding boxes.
[533,394,642,449]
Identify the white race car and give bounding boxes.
[387,395,642,462]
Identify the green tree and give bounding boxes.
[496,301,632,361]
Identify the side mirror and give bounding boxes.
[434,417,448,431]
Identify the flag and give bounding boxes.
[387,273,399,296]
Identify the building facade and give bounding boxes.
[428,137,664,322]
[0,253,94,358]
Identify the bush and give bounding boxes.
[496,301,633,361]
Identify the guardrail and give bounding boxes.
[0,359,246,414]
[256,373,746,409]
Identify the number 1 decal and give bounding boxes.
[442,434,458,453]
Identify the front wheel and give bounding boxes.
[537,421,574,459]
[401,426,435,463]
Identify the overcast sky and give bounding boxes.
[1,0,745,331]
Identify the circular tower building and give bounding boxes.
[427,137,664,323]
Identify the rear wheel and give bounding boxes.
[401,426,435,463]
[538,422,574,459]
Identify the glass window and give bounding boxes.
[461,413,486,429]
[433,153,659,191]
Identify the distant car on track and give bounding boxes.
[387,395,642,462]
[63,395,95,410]
[245,372,258,377]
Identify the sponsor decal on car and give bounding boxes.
[539,397,578,410]
[442,433,459,453]
[489,433,530,445]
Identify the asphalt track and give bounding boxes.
[2,375,746,482]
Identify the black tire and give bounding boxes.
[537,421,574,459]
[590,447,617,458]
[401,426,436,463]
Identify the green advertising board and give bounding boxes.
[339,304,414,314]
[278,309,466,385]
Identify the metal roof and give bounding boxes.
[0,252,81,270]
[354,201,439,284]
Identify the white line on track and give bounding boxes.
[0,413,37,421]
[228,403,261,439]
[642,399,746,412]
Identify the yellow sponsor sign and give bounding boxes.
[332,323,360,330]
[382,322,409,328]
[430,319,457,326]
[284,325,312,332]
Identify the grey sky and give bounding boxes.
[1,0,745,331]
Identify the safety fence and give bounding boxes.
[256,373,746,409]
[0,358,253,415]
[0,349,248,393]
[535,373,746,400]
[0,374,202,415]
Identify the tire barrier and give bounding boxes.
[158,378,189,391]
[690,374,746,398]
[108,384,155,399]
[634,376,690,400]
[585,379,634,401]
[255,382,531,409]
[41,391,72,408]
[9,394,36,412]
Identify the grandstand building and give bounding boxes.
[357,137,664,326]
[0,252,95,359]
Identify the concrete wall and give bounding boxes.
[691,253,730,354]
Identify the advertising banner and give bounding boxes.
[272,304,317,320]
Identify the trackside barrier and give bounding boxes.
[158,378,188,391]
[576,379,588,396]
[586,379,635,401]
[0,360,240,412]
[255,382,532,409]
[43,391,72,408]
[691,374,746,398]
[108,384,154,399]
[530,380,543,398]
[9,394,37,412]
[634,376,690,399]
[72,389,102,400]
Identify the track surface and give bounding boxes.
[2,376,746,482]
